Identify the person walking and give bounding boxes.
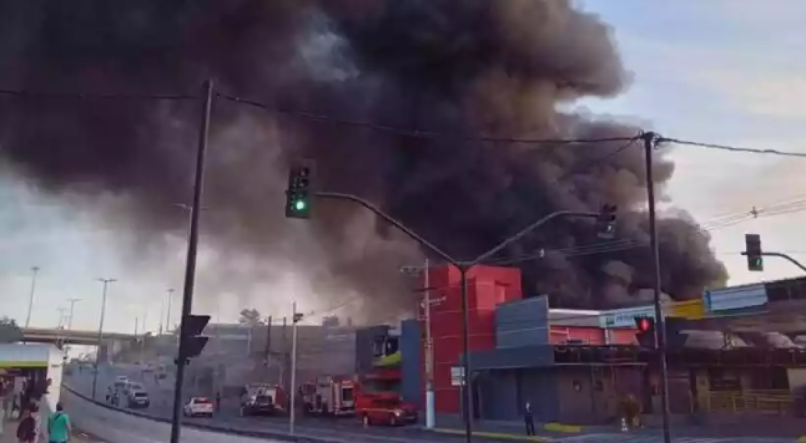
[15,409,36,443]
[524,401,536,436]
[46,403,71,443]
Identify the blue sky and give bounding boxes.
[2,1,806,334]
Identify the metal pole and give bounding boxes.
[24,266,40,328]
[92,278,115,400]
[280,317,287,388]
[159,299,165,336]
[643,132,671,443]
[169,79,214,443]
[265,316,273,367]
[459,265,473,442]
[752,252,806,273]
[66,298,79,357]
[289,304,299,435]
[166,288,175,333]
[424,258,436,430]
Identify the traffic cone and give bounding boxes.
[620,417,628,432]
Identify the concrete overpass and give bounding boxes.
[21,327,137,346]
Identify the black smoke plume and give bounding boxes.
[0,0,727,315]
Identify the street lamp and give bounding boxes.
[24,266,40,328]
[92,278,116,400]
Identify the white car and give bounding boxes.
[183,397,214,418]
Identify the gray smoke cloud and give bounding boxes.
[0,0,727,316]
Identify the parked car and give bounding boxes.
[183,397,214,418]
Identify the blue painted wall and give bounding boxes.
[400,319,422,407]
[495,296,550,348]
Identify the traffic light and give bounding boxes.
[597,204,618,239]
[176,314,210,365]
[745,233,763,272]
[285,161,313,219]
[634,316,655,348]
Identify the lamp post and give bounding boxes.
[92,278,116,400]
[24,266,40,328]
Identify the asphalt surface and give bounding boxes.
[66,365,802,443]
[65,364,481,443]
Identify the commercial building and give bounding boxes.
[395,267,806,425]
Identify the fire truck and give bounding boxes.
[299,375,356,417]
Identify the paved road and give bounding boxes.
[553,434,800,443]
[65,364,478,443]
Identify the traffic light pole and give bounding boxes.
[313,191,597,443]
[743,251,806,273]
[642,132,672,443]
[169,79,214,443]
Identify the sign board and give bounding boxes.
[450,366,465,386]
[601,305,656,328]
[669,300,705,320]
[704,284,767,313]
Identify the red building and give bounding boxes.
[423,265,522,414]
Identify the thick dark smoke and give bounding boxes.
[0,0,727,314]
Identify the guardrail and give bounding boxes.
[61,383,342,443]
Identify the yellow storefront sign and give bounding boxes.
[667,300,705,320]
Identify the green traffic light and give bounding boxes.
[293,199,307,211]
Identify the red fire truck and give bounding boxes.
[299,375,356,417]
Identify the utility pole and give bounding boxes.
[265,316,273,368]
[92,278,116,400]
[289,304,303,436]
[159,298,165,336]
[642,132,672,443]
[280,317,287,388]
[65,298,80,357]
[169,79,214,443]
[401,259,436,429]
[165,288,175,333]
[24,266,40,328]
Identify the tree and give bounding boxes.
[238,308,264,327]
[0,317,23,343]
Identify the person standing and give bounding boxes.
[16,409,36,443]
[524,401,536,436]
[46,403,71,443]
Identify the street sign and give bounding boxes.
[450,366,465,386]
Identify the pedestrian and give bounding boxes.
[46,403,71,443]
[16,409,36,443]
[29,403,40,443]
[215,391,221,413]
[524,401,536,436]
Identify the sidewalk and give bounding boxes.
[426,415,618,442]
[0,416,100,443]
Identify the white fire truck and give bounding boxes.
[300,375,356,417]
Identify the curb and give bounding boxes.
[61,384,341,443]
[430,428,553,442]
[543,423,582,433]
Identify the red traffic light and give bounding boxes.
[635,317,654,332]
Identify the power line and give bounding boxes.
[0,88,196,101]
[215,92,636,146]
[658,137,806,159]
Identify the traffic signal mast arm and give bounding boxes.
[741,251,806,273]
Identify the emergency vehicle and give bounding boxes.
[299,375,356,416]
[240,383,287,416]
[354,325,418,426]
